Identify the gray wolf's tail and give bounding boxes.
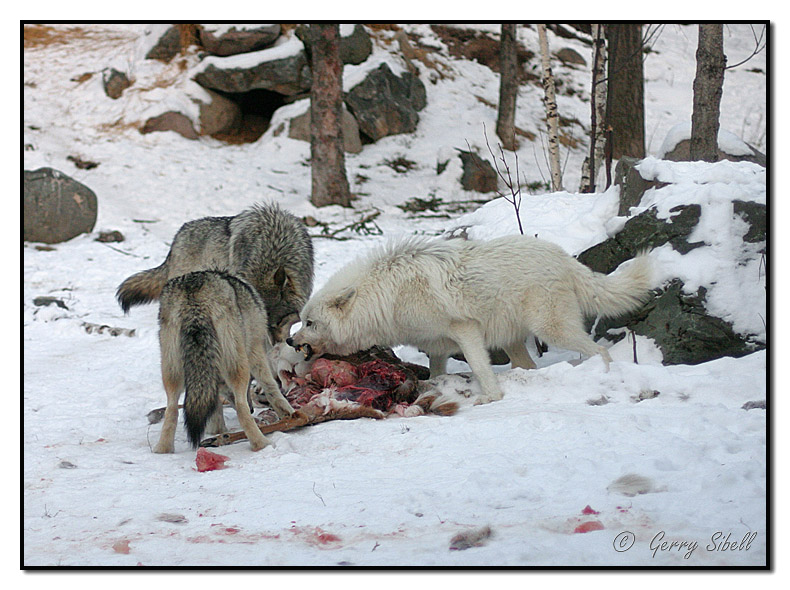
[181,316,221,448]
[116,261,169,313]
[574,253,653,319]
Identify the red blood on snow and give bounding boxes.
[581,505,600,515]
[574,520,605,534]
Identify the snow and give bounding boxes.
[23,23,768,570]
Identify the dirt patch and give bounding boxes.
[430,25,536,81]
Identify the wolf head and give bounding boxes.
[287,285,376,360]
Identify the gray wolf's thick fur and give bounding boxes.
[289,235,652,404]
[154,270,294,453]
[117,203,314,342]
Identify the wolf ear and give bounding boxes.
[330,287,356,311]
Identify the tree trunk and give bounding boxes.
[581,24,608,193]
[690,24,726,162]
[537,24,563,192]
[496,23,519,151]
[309,24,352,208]
[605,24,645,159]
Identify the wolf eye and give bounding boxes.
[304,320,313,327]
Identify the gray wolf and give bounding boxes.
[154,270,295,453]
[287,235,652,404]
[117,203,313,342]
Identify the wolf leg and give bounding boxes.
[205,396,227,435]
[449,321,503,404]
[428,353,448,378]
[537,314,612,370]
[153,373,182,454]
[228,363,270,452]
[250,348,295,419]
[503,341,537,370]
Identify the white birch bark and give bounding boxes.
[537,24,563,192]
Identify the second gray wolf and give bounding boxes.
[288,235,652,404]
[117,203,313,342]
[154,270,295,453]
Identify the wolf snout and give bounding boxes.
[286,337,294,347]
[286,337,314,360]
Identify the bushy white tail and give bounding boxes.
[573,254,653,319]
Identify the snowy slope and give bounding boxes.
[23,23,768,568]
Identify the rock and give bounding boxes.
[344,63,427,141]
[457,150,498,193]
[199,24,281,57]
[664,138,766,167]
[140,111,199,140]
[102,67,131,99]
[339,24,373,65]
[555,47,586,66]
[593,279,757,365]
[24,168,98,244]
[193,37,312,96]
[144,25,182,62]
[197,89,242,136]
[577,205,704,275]
[660,124,766,167]
[614,157,668,216]
[287,104,362,153]
[733,200,766,244]
[296,24,373,66]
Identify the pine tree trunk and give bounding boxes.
[581,24,608,193]
[309,24,352,208]
[537,24,563,192]
[690,24,726,162]
[496,23,519,151]
[605,24,645,159]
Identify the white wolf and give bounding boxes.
[288,235,652,404]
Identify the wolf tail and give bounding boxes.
[573,253,653,319]
[116,261,170,313]
[181,316,222,448]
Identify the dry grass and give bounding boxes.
[24,24,131,49]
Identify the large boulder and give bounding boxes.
[287,104,362,153]
[344,63,427,141]
[296,24,373,66]
[193,36,312,96]
[197,89,243,136]
[577,204,704,274]
[591,279,756,366]
[457,149,498,193]
[199,24,281,57]
[24,168,97,244]
[140,111,199,139]
[577,161,766,365]
[144,25,183,62]
[614,156,668,216]
[660,123,766,167]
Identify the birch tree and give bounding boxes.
[580,23,608,193]
[537,24,563,192]
[309,24,352,208]
[496,23,519,151]
[690,24,726,162]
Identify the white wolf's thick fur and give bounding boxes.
[290,235,652,403]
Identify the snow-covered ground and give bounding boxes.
[23,23,768,571]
